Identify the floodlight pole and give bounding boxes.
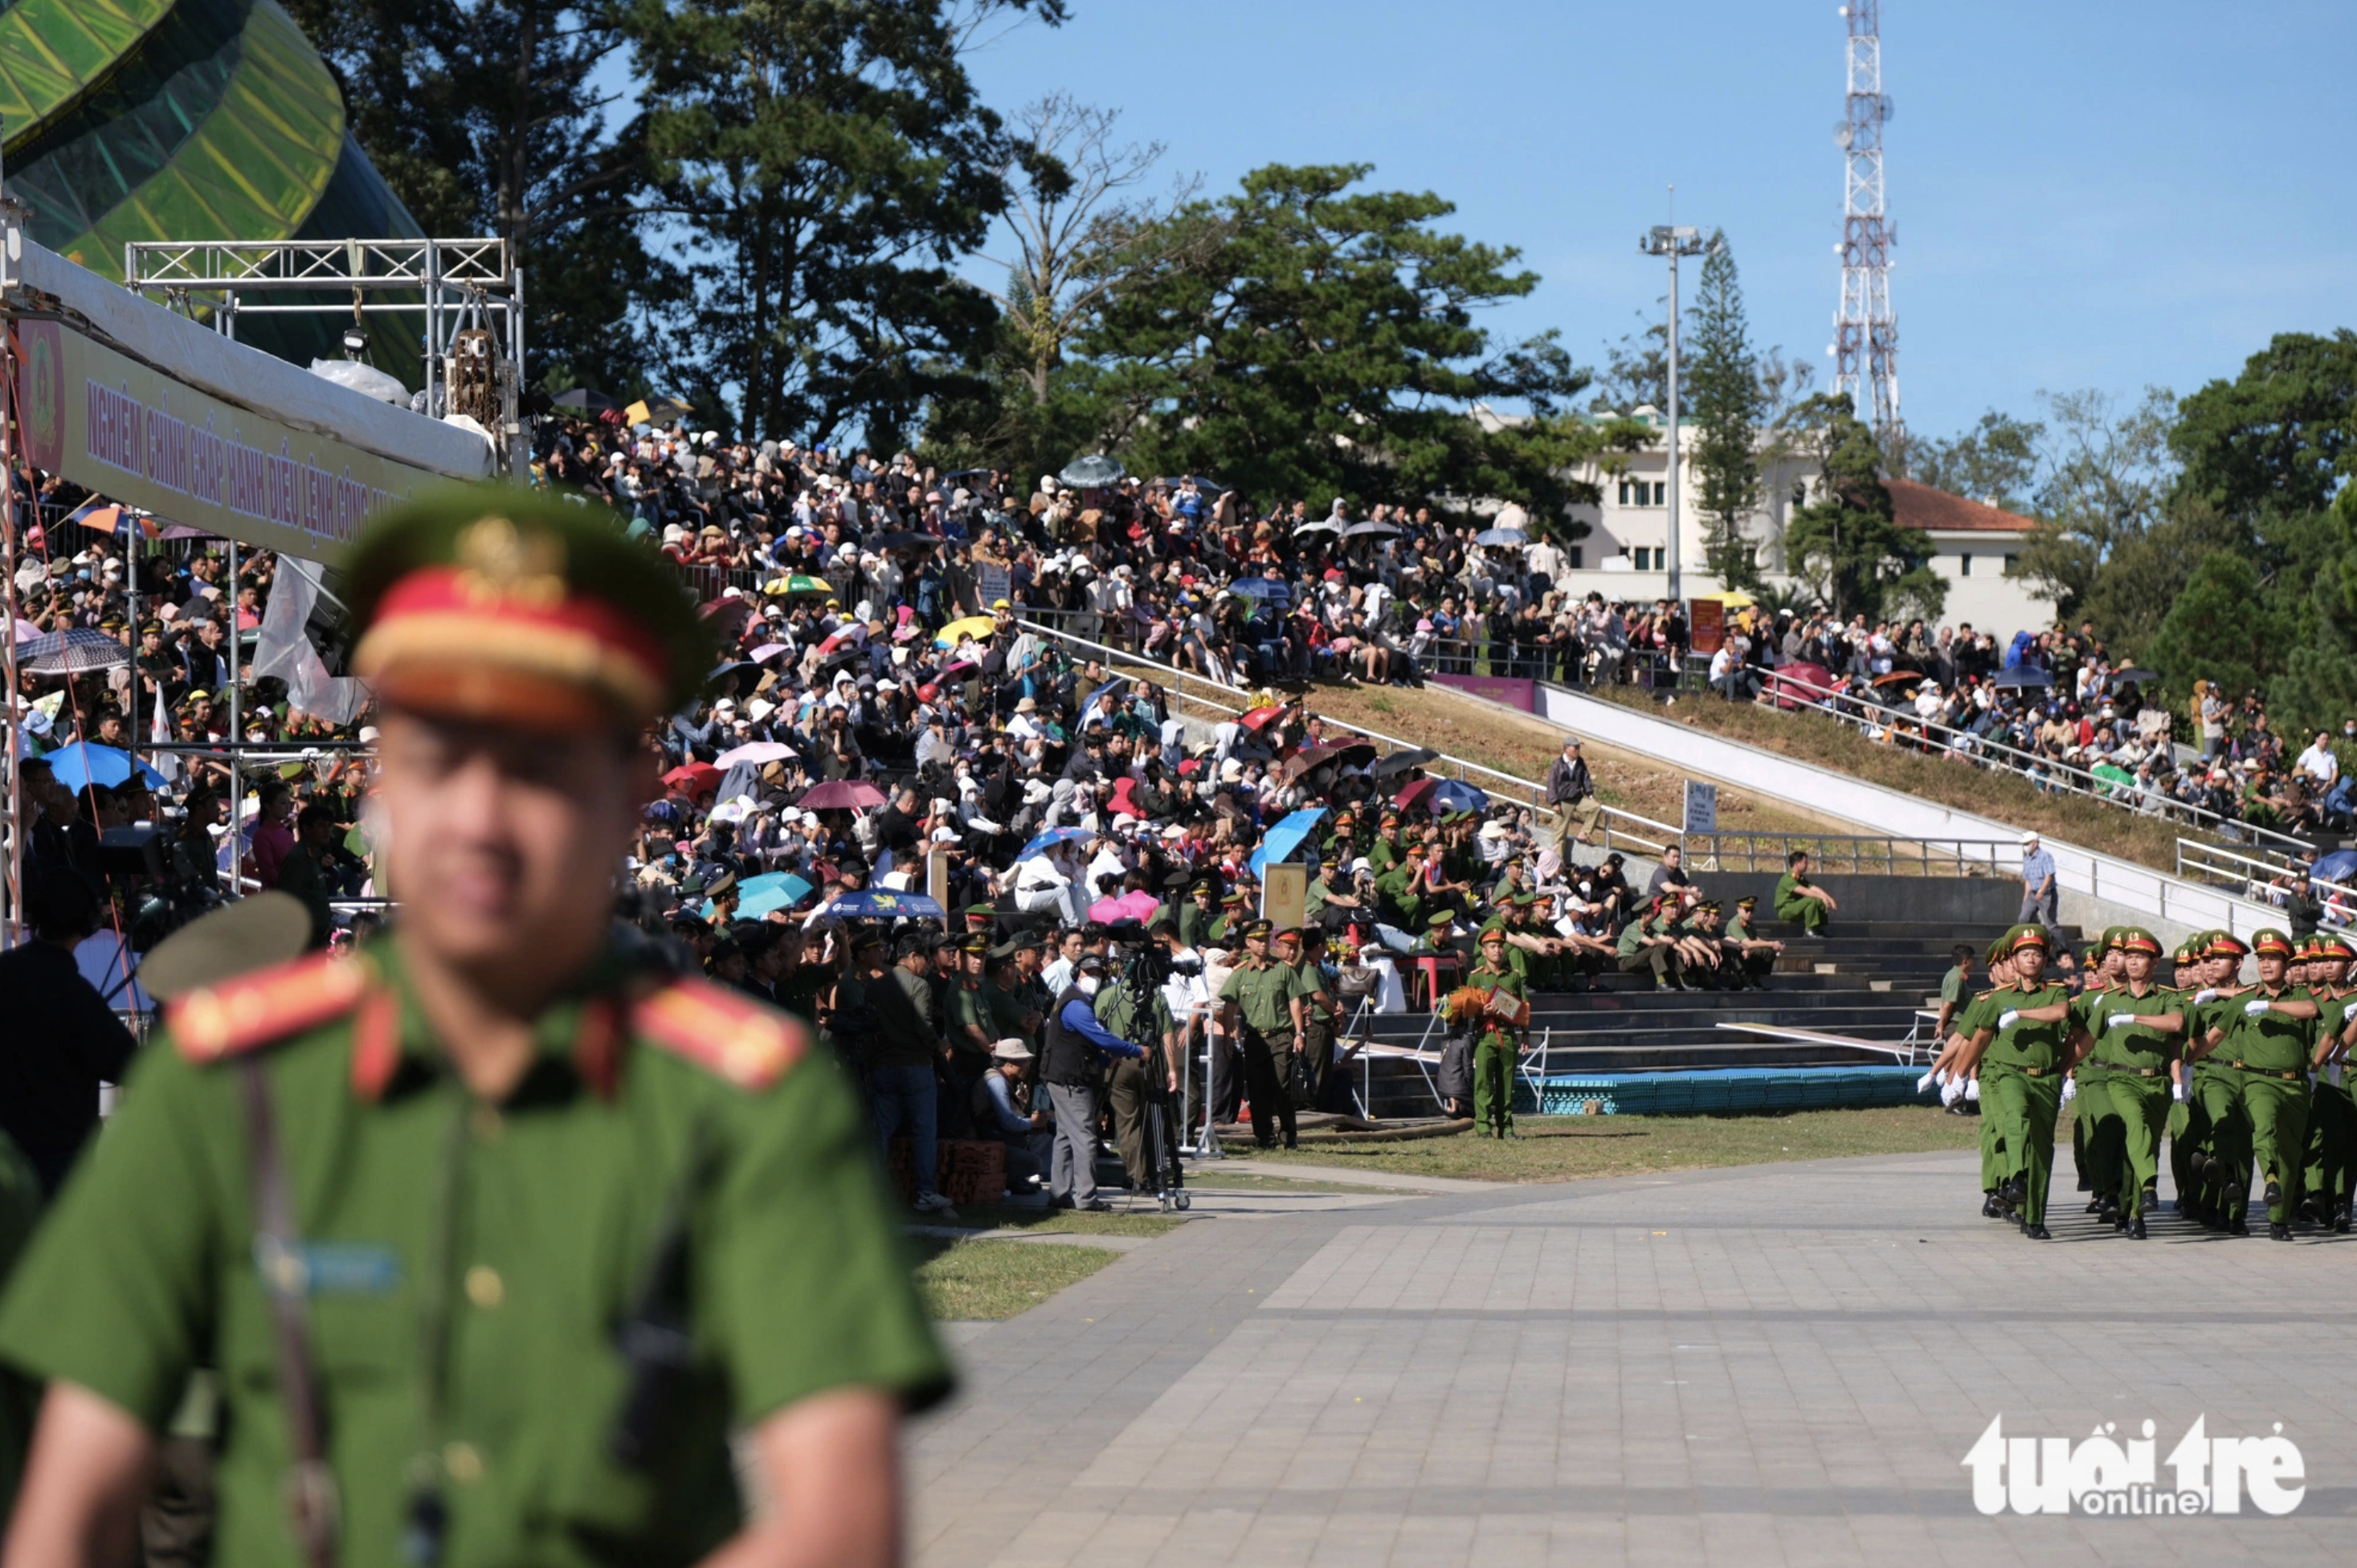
[1639,223,1708,607]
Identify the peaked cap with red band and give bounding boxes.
[346,485,713,729]
[2250,929,2294,958]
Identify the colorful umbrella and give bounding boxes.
[1392,777,1437,811]
[19,627,129,676]
[44,741,166,793]
[715,741,795,769]
[1017,825,1097,861]
[1239,704,1287,733]
[663,762,725,796]
[737,872,814,919]
[799,779,886,811]
[1431,780,1489,814]
[1248,806,1328,876]
[67,500,160,540]
[933,615,998,646]
[622,394,693,427]
[764,574,832,596]
[1089,891,1162,925]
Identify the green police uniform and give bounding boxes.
[1979,929,2072,1232]
[1773,868,1828,935]
[0,941,949,1568]
[2202,932,2314,1231]
[1951,986,2008,1199]
[0,487,949,1568]
[2071,934,2179,1227]
[1466,955,1528,1137]
[2302,957,2357,1227]
[1218,929,1299,1148]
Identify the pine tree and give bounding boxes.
[1784,394,1945,623]
[1683,233,1764,590]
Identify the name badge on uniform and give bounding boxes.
[253,1239,403,1296]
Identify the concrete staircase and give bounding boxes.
[1342,881,2066,1120]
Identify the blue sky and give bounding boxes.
[960,0,2355,443]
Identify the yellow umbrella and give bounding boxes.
[933,615,998,647]
[1697,590,1757,609]
[622,394,693,427]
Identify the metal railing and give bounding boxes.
[2175,838,2357,921]
[1681,832,2016,878]
[1014,616,1686,858]
[1730,667,2314,858]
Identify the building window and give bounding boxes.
[1653,482,1666,505]
[1616,480,1667,507]
[1959,553,1972,577]
[1567,546,1583,570]
[1630,546,1656,570]
[2003,553,2020,577]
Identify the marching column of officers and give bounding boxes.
[1930,921,2357,1240]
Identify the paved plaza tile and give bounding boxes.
[912,1149,2357,1566]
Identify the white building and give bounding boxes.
[1531,410,2056,634]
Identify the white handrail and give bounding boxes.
[1747,668,2312,860]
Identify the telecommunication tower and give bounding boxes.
[1831,2,1899,435]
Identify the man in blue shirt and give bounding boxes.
[2018,831,2059,933]
[1039,953,1145,1211]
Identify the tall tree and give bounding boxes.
[924,94,1222,481]
[1783,394,1944,623]
[1082,163,1603,525]
[2170,329,2357,526]
[283,0,665,396]
[2143,551,2287,706]
[1682,232,1763,589]
[2014,387,2175,619]
[631,0,1064,447]
[1905,408,2045,512]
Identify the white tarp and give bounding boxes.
[251,557,368,725]
[16,238,491,481]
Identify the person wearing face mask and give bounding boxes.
[1037,953,1144,1211]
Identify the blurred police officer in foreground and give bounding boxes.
[0,488,948,1568]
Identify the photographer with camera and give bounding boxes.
[1040,953,1144,1211]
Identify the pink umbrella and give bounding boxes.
[799,779,887,811]
[1393,776,1437,811]
[749,642,790,663]
[1090,891,1162,925]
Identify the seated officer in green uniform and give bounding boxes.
[2188,928,2319,1239]
[2063,928,2183,1239]
[1773,850,1837,935]
[0,488,950,1568]
[1959,924,2073,1238]
[1464,928,1529,1138]
[1615,896,1685,990]
[1720,896,1783,990]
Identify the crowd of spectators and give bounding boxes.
[1707,606,2357,841]
[2,419,1822,1210]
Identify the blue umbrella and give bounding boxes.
[1017,825,1097,861]
[1473,527,1528,547]
[2310,850,2357,888]
[737,872,814,919]
[1248,806,1329,876]
[45,741,166,793]
[827,890,946,919]
[1430,779,1490,815]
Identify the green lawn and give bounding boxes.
[910,1236,1125,1320]
[1240,1105,1987,1183]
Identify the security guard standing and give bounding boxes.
[1466,927,1530,1138]
[2064,929,2183,1238]
[0,489,950,1567]
[1959,924,2073,1238]
[1217,921,1300,1149]
[1287,929,1343,1113]
[2189,928,2318,1239]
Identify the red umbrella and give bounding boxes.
[664,762,724,796]
[1239,704,1286,733]
[1392,776,1437,811]
[1764,664,1836,712]
[799,779,887,811]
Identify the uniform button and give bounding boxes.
[465,1266,504,1309]
[443,1442,484,1484]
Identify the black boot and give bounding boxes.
[2025,1223,2053,1239]
[2269,1221,2293,1241]
[1982,1190,2004,1219]
[2129,1215,2148,1239]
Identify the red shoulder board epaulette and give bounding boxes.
[631,976,807,1091]
[171,953,373,1065]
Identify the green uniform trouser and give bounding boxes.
[1473,1035,1516,1135]
[2229,1068,2310,1225]
[1982,1063,2061,1225]
[2304,1076,2355,1217]
[1979,1085,2007,1192]
[2070,1080,2092,1190]
[2192,1068,2254,1219]
[1776,896,1827,935]
[2167,1090,2200,1208]
[2080,1068,2169,1216]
